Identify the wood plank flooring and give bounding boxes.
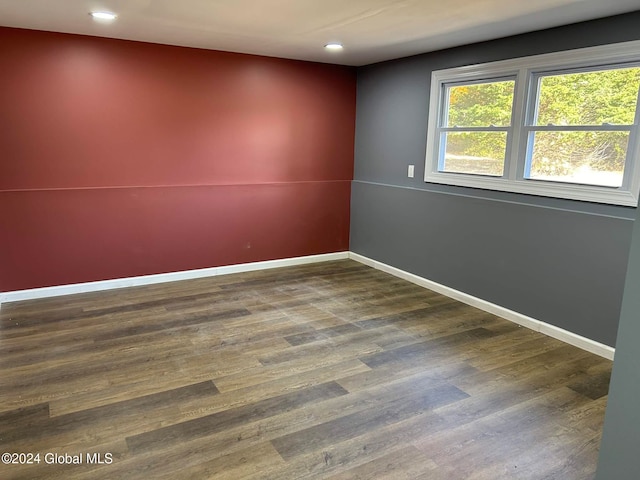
[0,260,612,479]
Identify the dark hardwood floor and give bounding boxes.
[0,260,611,479]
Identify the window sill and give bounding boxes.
[424,172,638,206]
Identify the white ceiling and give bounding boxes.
[0,0,639,66]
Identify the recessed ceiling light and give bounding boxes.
[90,11,117,21]
[324,43,344,51]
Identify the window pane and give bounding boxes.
[535,67,640,126]
[440,132,507,176]
[527,131,629,187]
[446,80,515,127]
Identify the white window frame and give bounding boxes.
[424,40,640,206]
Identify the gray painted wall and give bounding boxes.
[352,12,640,347]
[596,191,640,478]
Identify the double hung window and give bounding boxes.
[425,41,640,206]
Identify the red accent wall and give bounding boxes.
[0,28,355,291]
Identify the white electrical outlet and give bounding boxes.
[408,165,415,178]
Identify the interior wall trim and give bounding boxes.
[349,252,615,361]
[351,180,636,221]
[0,252,349,305]
[0,250,615,360]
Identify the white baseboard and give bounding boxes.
[348,252,615,361]
[0,252,349,305]
[0,250,615,360]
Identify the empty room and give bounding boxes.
[2,1,640,479]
